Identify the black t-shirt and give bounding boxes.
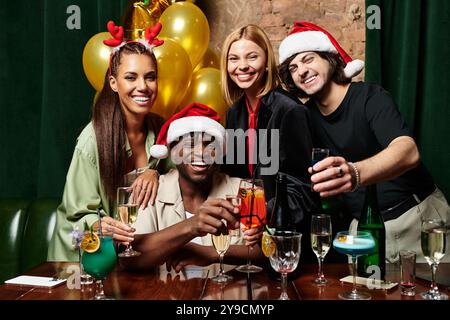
[307,82,435,218]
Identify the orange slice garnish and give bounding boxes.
[262,231,276,257]
[80,232,100,253]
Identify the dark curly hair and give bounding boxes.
[278,51,351,99]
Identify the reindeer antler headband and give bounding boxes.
[103,20,164,54]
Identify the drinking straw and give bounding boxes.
[97,208,103,237]
[248,163,273,235]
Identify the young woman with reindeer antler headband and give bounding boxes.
[48,21,172,261]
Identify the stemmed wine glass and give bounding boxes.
[266,230,302,300]
[82,235,117,300]
[311,214,332,285]
[333,231,375,300]
[420,219,448,300]
[211,195,241,283]
[236,178,267,273]
[117,187,140,257]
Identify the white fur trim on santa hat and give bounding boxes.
[343,59,364,78]
[279,31,338,64]
[150,144,169,159]
[167,116,225,145]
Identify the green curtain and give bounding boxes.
[0,0,129,198]
[365,0,450,199]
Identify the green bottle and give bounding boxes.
[357,184,386,280]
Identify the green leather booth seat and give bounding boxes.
[0,198,59,283]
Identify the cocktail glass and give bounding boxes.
[333,231,375,300]
[82,235,117,300]
[236,178,267,273]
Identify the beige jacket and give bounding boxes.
[134,169,243,245]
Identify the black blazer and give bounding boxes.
[223,88,317,213]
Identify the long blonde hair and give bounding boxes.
[221,24,280,106]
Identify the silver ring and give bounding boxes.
[337,166,344,177]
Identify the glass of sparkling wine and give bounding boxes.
[117,187,140,257]
[333,231,375,300]
[420,219,448,300]
[266,230,302,300]
[311,214,332,285]
[211,195,241,283]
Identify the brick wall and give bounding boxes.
[198,0,365,80]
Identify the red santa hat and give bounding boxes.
[150,103,225,159]
[279,21,364,78]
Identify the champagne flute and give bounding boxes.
[266,230,302,300]
[117,187,140,257]
[311,214,332,285]
[82,235,117,300]
[211,195,241,283]
[420,219,448,300]
[236,178,267,273]
[333,231,375,300]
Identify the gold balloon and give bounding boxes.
[152,37,192,120]
[141,0,195,20]
[159,2,210,68]
[122,1,159,40]
[178,68,227,121]
[82,32,111,91]
[168,0,196,3]
[193,48,220,73]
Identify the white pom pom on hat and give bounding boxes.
[150,102,225,160]
[279,21,364,78]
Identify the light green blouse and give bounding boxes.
[47,118,171,261]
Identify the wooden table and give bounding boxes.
[1,262,449,300]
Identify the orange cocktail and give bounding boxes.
[238,185,267,230]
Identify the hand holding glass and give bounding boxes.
[311,214,332,285]
[117,187,140,257]
[211,195,241,283]
[311,148,330,190]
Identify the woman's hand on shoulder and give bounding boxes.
[131,169,159,209]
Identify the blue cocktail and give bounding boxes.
[333,236,375,256]
[333,231,375,300]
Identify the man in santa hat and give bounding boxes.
[121,102,263,272]
[278,22,450,264]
